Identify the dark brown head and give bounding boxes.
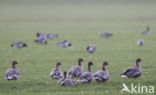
[136,58,142,67]
[11,44,13,47]
[45,41,47,44]
[103,61,108,66]
[23,43,27,47]
[56,62,61,68]
[68,43,72,47]
[12,61,18,68]
[78,58,83,66]
[63,71,67,78]
[147,26,150,31]
[88,61,93,66]
[36,32,40,37]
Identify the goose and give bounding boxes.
[101,32,113,38]
[58,71,67,84]
[50,62,63,79]
[35,37,47,44]
[142,26,151,35]
[68,58,84,78]
[137,39,144,46]
[120,58,142,78]
[57,40,72,48]
[47,33,58,39]
[78,62,93,83]
[36,32,47,39]
[4,61,19,80]
[86,44,96,53]
[60,72,77,86]
[94,61,109,82]
[11,42,27,48]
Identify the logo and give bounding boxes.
[121,83,154,94]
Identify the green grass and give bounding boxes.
[0,0,156,95]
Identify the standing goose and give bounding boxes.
[4,61,19,80]
[68,58,84,78]
[86,44,96,53]
[11,42,27,48]
[94,61,109,82]
[78,62,93,83]
[142,26,151,35]
[50,62,63,79]
[120,58,142,78]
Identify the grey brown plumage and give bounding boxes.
[11,42,27,48]
[4,61,19,80]
[50,62,63,79]
[120,58,142,78]
[86,44,96,53]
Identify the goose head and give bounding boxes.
[12,61,18,68]
[78,58,83,66]
[103,61,108,71]
[88,61,93,72]
[68,43,72,47]
[56,62,61,68]
[63,71,67,78]
[136,58,142,67]
[23,43,27,47]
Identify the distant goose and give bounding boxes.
[60,72,77,86]
[120,58,142,78]
[137,39,144,46]
[4,61,19,80]
[68,58,84,78]
[86,44,96,53]
[47,33,58,39]
[50,62,63,79]
[94,61,109,82]
[142,26,151,35]
[35,38,47,44]
[36,32,47,39]
[11,42,27,48]
[78,62,93,83]
[57,40,72,48]
[101,32,113,38]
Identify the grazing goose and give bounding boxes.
[11,42,27,48]
[120,58,142,78]
[57,40,72,48]
[68,58,84,78]
[142,26,151,35]
[50,62,63,79]
[61,72,77,86]
[36,32,47,39]
[35,38,47,44]
[137,39,144,46]
[86,44,96,53]
[78,62,93,83]
[4,61,19,80]
[94,61,109,82]
[101,32,113,38]
[47,33,58,39]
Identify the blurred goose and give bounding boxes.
[4,61,19,80]
[137,39,144,46]
[47,33,58,39]
[57,40,72,48]
[58,71,67,84]
[86,44,96,53]
[36,32,47,39]
[120,58,142,78]
[61,72,77,86]
[142,26,151,35]
[50,62,63,79]
[101,32,113,38]
[78,62,93,83]
[11,42,27,48]
[35,38,47,44]
[94,61,109,82]
[68,58,84,78]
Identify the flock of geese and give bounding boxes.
[4,26,151,86]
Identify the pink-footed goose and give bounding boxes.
[78,62,93,83]
[68,58,84,78]
[94,61,109,82]
[4,61,19,80]
[50,62,63,79]
[120,58,142,78]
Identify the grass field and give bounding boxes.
[0,0,156,95]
